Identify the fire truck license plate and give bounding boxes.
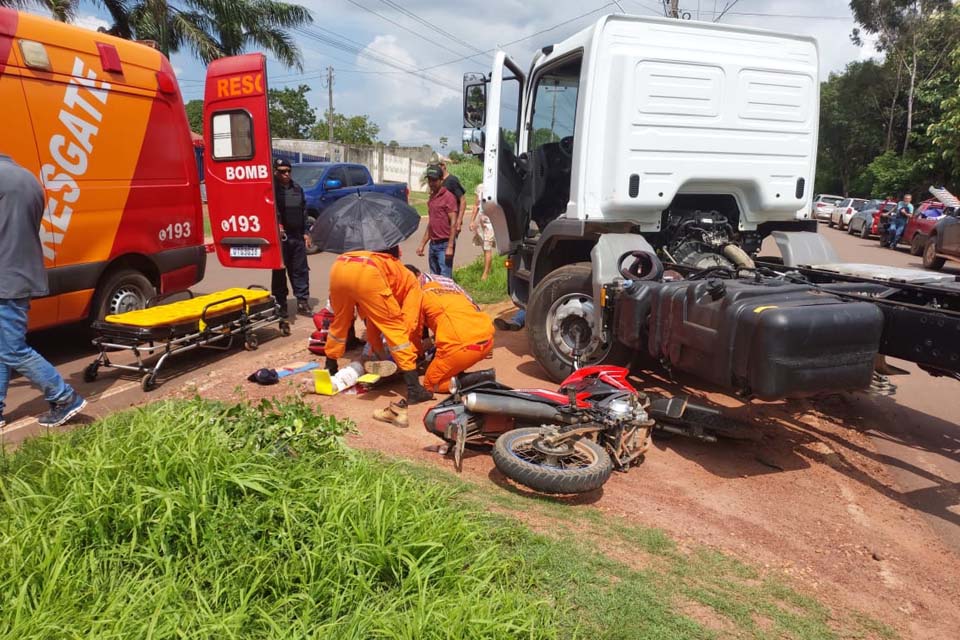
[229,245,261,258]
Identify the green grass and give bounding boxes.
[0,400,898,639]
[454,255,510,304]
[408,191,430,216]
[0,398,555,639]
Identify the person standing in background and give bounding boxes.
[416,165,458,277]
[0,154,86,428]
[886,193,913,249]
[271,158,313,317]
[440,160,466,265]
[469,183,495,281]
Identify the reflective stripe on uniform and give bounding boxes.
[388,341,412,352]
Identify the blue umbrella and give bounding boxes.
[310,191,421,254]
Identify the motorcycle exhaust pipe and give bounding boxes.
[462,392,572,424]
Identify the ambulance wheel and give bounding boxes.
[141,373,157,392]
[83,362,99,382]
[93,269,155,321]
[279,321,292,336]
[244,333,260,351]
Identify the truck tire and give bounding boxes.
[527,263,632,383]
[305,214,319,255]
[910,235,925,256]
[492,428,613,494]
[91,269,155,321]
[923,237,946,271]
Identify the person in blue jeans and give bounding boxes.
[0,154,86,429]
[886,193,913,248]
[416,165,457,278]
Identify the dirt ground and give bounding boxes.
[4,227,958,638]
[142,302,959,640]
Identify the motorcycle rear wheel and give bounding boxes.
[493,428,613,494]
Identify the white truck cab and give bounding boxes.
[470,13,818,247]
[463,13,822,379]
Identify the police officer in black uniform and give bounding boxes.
[271,158,313,317]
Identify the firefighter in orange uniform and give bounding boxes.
[324,247,433,404]
[415,270,495,393]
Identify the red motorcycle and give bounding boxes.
[424,365,729,494]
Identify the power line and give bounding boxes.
[713,0,739,22]
[344,0,489,62]
[377,0,488,57]
[293,25,462,93]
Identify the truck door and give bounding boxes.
[203,53,283,269]
[463,53,524,253]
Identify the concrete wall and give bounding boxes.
[272,139,430,192]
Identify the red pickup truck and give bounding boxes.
[891,200,947,255]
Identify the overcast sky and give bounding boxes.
[60,0,876,151]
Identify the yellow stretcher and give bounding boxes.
[85,287,290,391]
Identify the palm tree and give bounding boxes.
[0,0,75,21]
[1,0,312,69]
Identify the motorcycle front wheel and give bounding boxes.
[492,428,613,494]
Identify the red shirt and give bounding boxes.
[427,186,457,241]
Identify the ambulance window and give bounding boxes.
[211,110,254,160]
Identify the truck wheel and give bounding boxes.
[305,214,319,255]
[527,263,632,383]
[92,269,155,321]
[923,237,946,271]
[910,235,925,256]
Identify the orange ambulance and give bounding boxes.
[0,8,205,331]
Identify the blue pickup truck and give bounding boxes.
[290,162,409,253]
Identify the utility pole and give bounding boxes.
[325,66,334,144]
[669,0,680,18]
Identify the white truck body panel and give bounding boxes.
[533,15,819,231]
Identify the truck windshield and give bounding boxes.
[530,60,580,146]
[291,165,326,188]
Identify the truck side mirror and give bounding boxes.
[462,127,484,156]
[324,179,342,189]
[463,72,486,128]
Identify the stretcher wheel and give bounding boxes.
[141,373,157,392]
[279,321,291,337]
[83,362,99,383]
[244,334,260,351]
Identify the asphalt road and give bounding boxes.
[3,221,959,553]
[1,219,480,435]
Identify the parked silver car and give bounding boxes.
[830,198,868,230]
[812,194,843,221]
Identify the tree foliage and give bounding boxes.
[184,99,203,134]
[310,112,380,145]
[1,0,312,68]
[849,0,955,153]
[816,3,960,197]
[268,85,316,139]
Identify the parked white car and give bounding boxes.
[829,197,868,230]
[812,194,843,221]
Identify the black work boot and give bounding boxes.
[453,368,496,390]
[403,370,434,405]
